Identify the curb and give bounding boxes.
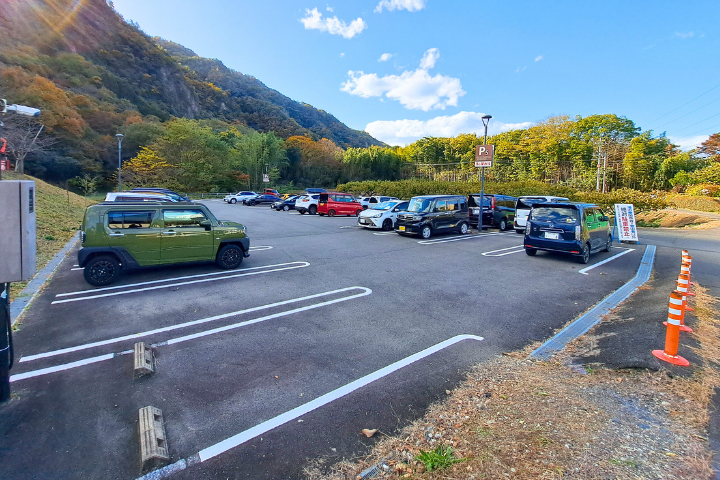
[10,231,80,326]
[530,245,656,360]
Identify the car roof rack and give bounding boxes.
[96,200,196,206]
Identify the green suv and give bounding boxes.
[78,201,250,286]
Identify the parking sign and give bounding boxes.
[475,145,495,168]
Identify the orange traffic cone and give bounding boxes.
[653,290,690,366]
[681,251,695,296]
[679,268,694,312]
[665,275,693,332]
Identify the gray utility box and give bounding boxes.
[0,180,36,283]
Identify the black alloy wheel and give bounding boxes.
[381,219,393,231]
[83,255,120,286]
[217,244,243,269]
[283,205,290,211]
[579,243,591,264]
[525,248,537,256]
[309,205,317,215]
[603,235,612,252]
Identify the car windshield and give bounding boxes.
[371,201,395,211]
[517,197,548,210]
[531,207,579,223]
[469,195,493,208]
[407,198,433,213]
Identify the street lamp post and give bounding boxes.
[478,115,492,232]
[116,133,124,192]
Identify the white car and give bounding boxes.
[295,194,320,214]
[224,191,257,204]
[357,200,409,230]
[514,195,569,233]
[359,195,399,210]
[104,191,178,202]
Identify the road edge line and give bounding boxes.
[529,245,656,360]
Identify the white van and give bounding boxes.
[514,195,569,233]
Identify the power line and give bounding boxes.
[671,112,720,135]
[643,81,720,128]
[654,96,720,130]
[672,122,720,142]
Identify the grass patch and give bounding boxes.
[415,444,465,472]
[667,194,720,213]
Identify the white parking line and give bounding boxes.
[23,287,368,363]
[135,334,484,480]
[578,248,634,275]
[372,232,396,236]
[339,225,363,229]
[52,262,310,304]
[13,287,373,382]
[481,245,525,257]
[70,246,273,271]
[417,232,502,245]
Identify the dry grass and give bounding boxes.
[667,195,720,213]
[635,210,720,229]
[307,288,720,480]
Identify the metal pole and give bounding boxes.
[479,116,491,231]
[1,283,12,403]
[116,133,124,192]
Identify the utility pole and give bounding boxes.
[596,139,602,192]
[602,152,608,193]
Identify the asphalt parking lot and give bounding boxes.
[2,200,650,480]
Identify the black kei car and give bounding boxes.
[523,202,612,264]
[468,193,517,230]
[272,196,299,211]
[246,194,281,206]
[395,195,469,239]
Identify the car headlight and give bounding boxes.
[370,213,383,218]
[412,215,423,221]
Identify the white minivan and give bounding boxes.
[514,195,569,233]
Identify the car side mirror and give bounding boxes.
[199,219,212,231]
[600,215,609,222]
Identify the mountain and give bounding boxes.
[0,0,383,181]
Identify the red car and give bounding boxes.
[317,192,364,217]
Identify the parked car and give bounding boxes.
[468,193,517,230]
[359,195,399,210]
[273,195,299,211]
[514,196,569,234]
[305,188,327,194]
[358,200,409,230]
[246,194,281,206]
[295,194,320,214]
[131,188,189,202]
[395,195,469,239]
[524,202,611,264]
[78,201,250,286]
[317,192,363,217]
[104,191,180,202]
[263,188,279,196]
[224,191,257,204]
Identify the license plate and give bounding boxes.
[545,232,559,240]
[399,226,406,231]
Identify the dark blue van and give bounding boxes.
[523,202,612,264]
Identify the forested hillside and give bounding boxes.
[0,0,382,185]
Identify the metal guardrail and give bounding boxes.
[186,193,234,199]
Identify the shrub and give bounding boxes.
[685,183,720,197]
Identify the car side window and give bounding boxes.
[436,200,447,212]
[163,209,207,228]
[584,209,594,223]
[446,200,458,211]
[108,211,155,229]
[458,199,467,211]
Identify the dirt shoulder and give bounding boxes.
[635,209,720,229]
[306,258,719,479]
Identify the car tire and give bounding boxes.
[328,209,335,217]
[83,255,121,286]
[283,205,289,211]
[421,225,432,239]
[309,205,317,215]
[525,248,537,256]
[299,210,305,215]
[458,222,468,234]
[355,209,363,217]
[579,243,591,264]
[381,219,393,231]
[499,218,507,231]
[230,198,237,204]
[603,235,612,252]
[216,244,243,269]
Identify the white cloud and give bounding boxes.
[326,5,333,11]
[419,48,440,69]
[378,53,393,62]
[340,52,345,57]
[535,55,544,62]
[375,0,427,13]
[366,112,533,146]
[675,31,694,39]
[668,134,710,151]
[342,48,464,111]
[301,8,367,39]
[515,66,526,73]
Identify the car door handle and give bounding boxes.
[162,231,176,235]
[109,232,124,237]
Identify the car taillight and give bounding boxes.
[575,225,581,241]
[491,197,495,209]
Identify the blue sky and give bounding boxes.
[111,0,719,149]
